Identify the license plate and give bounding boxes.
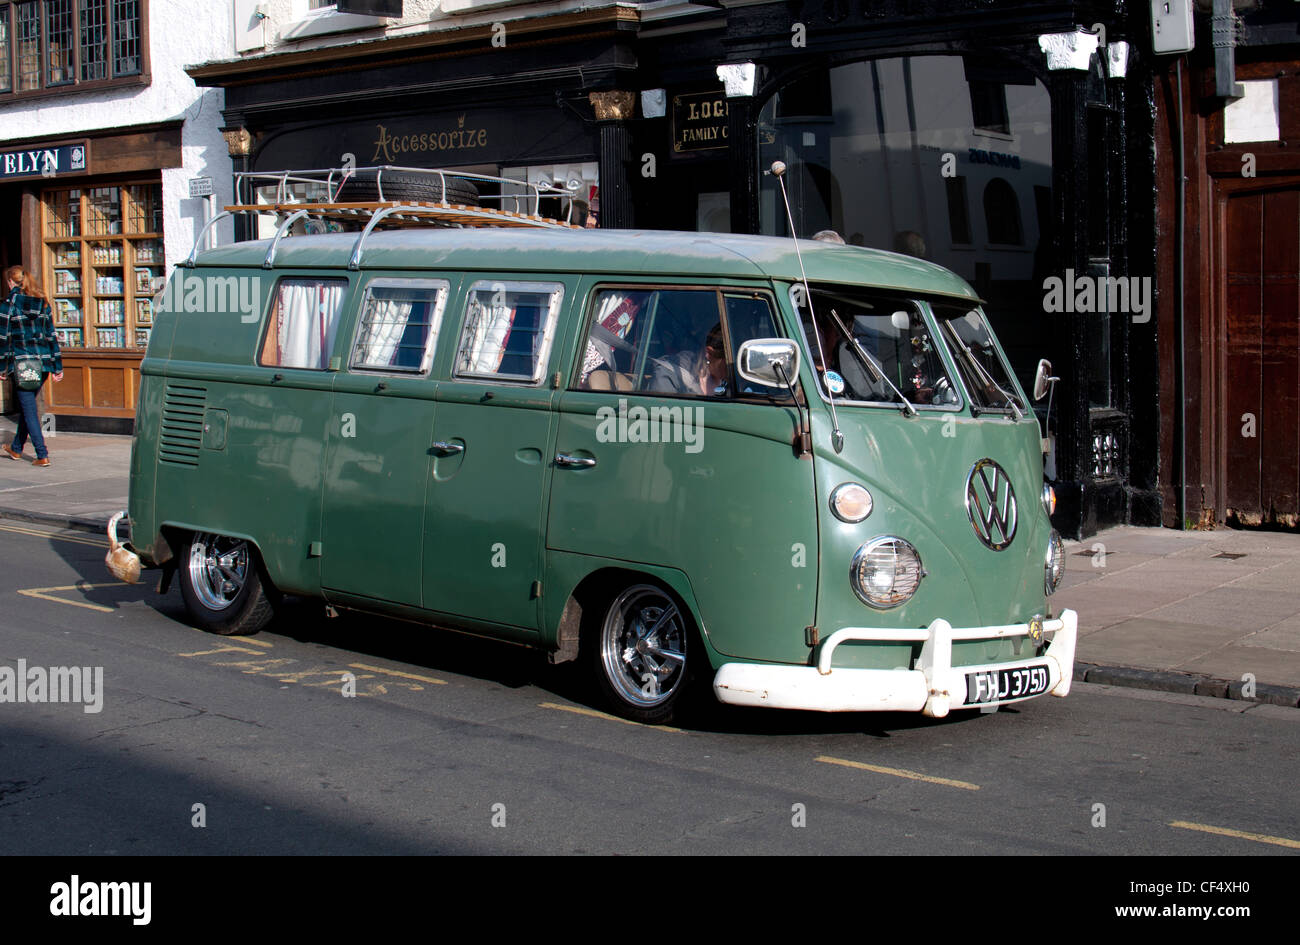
[965,664,1051,704]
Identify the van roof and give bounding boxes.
[193,229,979,302]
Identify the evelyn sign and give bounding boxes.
[0,141,88,181]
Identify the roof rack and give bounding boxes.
[182,165,584,268]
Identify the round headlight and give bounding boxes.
[850,537,924,609]
[1045,529,1065,595]
[831,483,874,523]
[1042,483,1057,517]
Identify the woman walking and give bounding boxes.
[1,265,62,467]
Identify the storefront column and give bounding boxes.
[222,126,253,242]
[589,92,635,229]
[20,188,41,274]
[1042,33,1098,536]
[726,97,759,235]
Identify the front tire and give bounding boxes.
[178,532,276,635]
[589,583,697,725]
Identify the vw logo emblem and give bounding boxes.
[965,459,1018,550]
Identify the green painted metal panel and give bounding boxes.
[546,389,818,666]
[421,385,556,627]
[320,377,439,607]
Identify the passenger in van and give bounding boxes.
[648,323,728,396]
[579,291,643,389]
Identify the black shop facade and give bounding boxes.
[188,10,638,240]
[190,1,1159,539]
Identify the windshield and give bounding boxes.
[793,286,960,408]
[930,302,1026,414]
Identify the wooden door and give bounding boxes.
[1221,183,1300,524]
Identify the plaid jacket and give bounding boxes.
[2,287,62,376]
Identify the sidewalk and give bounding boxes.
[0,419,130,530]
[1,418,1297,708]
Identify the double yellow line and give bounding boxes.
[0,520,105,548]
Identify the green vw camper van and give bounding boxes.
[113,220,1075,725]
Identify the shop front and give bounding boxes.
[0,121,181,429]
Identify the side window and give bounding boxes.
[259,278,349,370]
[577,289,652,391]
[723,294,791,398]
[577,287,724,398]
[577,287,782,400]
[350,279,449,374]
[453,281,564,383]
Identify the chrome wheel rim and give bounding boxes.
[188,533,250,611]
[600,585,687,708]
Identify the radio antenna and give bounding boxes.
[767,160,844,453]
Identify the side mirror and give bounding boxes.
[737,338,801,388]
[1033,358,1058,402]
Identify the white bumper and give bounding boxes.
[712,609,1077,717]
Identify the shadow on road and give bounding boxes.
[45,531,1009,740]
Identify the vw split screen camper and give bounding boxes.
[108,165,1076,724]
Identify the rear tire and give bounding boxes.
[587,582,702,725]
[178,532,276,635]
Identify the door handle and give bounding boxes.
[555,452,596,468]
[431,440,465,454]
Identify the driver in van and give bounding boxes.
[649,323,728,396]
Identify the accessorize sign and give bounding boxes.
[0,141,88,181]
[371,116,489,162]
[672,93,729,153]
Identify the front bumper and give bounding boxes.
[712,609,1077,717]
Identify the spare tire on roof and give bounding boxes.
[337,169,481,206]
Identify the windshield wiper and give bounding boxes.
[827,308,918,418]
[941,321,1023,421]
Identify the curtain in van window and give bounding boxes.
[461,294,516,374]
[355,296,406,367]
[276,280,346,369]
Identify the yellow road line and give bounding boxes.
[349,662,446,685]
[1169,820,1300,850]
[815,754,981,791]
[0,522,104,548]
[185,628,272,647]
[17,583,121,613]
[214,658,297,674]
[538,701,685,734]
[178,644,267,657]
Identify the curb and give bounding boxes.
[0,507,111,535]
[1073,661,1300,709]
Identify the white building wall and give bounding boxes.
[0,0,236,276]
[235,0,622,55]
